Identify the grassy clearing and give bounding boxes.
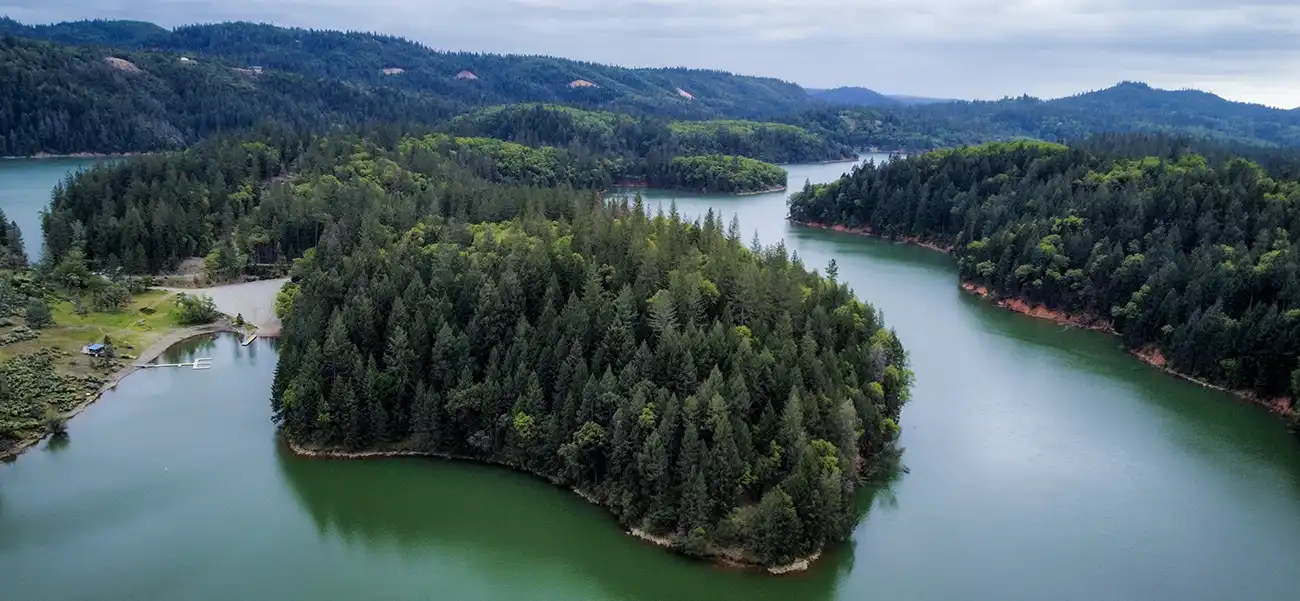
[1,288,192,457]
[0,289,180,378]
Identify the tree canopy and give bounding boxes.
[789,138,1300,410]
[273,185,911,566]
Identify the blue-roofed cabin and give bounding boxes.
[83,343,106,356]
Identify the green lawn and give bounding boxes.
[0,289,181,369]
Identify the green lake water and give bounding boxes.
[0,158,104,260]
[2,158,1299,601]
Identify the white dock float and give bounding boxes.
[137,358,213,370]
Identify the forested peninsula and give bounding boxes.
[39,130,789,278]
[788,139,1300,423]
[40,129,912,570]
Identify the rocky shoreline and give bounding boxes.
[792,220,954,253]
[791,219,1295,419]
[956,282,1293,415]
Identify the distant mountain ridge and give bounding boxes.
[896,81,1300,148]
[886,94,958,106]
[0,18,819,120]
[806,87,899,107]
[2,17,1299,154]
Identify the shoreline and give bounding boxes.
[792,220,954,253]
[609,184,789,197]
[0,322,242,462]
[792,156,861,165]
[1,152,152,160]
[956,283,1292,416]
[286,439,822,574]
[790,219,1295,419]
[734,184,789,196]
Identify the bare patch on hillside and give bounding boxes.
[103,57,142,74]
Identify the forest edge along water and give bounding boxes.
[792,218,1298,422]
[282,438,827,574]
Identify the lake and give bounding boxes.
[0,158,105,261]
[2,158,1299,601]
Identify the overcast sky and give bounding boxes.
[5,0,1299,108]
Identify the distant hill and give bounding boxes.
[0,34,459,156]
[0,18,819,121]
[886,94,958,106]
[899,82,1300,148]
[807,87,898,107]
[2,17,1299,155]
[1051,81,1290,123]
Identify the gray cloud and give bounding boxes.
[4,0,1298,107]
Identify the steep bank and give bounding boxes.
[285,438,823,574]
[790,220,1295,420]
[958,282,1113,333]
[957,282,1293,415]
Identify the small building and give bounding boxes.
[83,343,106,357]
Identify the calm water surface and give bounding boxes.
[0,158,104,260]
[2,158,1299,601]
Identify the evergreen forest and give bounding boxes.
[39,126,794,276]
[273,198,911,566]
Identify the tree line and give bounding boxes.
[449,104,854,165]
[789,139,1300,416]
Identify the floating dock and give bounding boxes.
[138,358,213,370]
[241,332,257,346]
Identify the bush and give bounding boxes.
[174,293,221,325]
[274,282,299,319]
[24,298,52,329]
[93,282,130,312]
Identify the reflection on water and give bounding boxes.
[275,431,902,601]
[43,432,70,454]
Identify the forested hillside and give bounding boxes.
[788,140,1300,412]
[448,105,853,164]
[894,83,1300,148]
[653,155,787,194]
[0,18,818,121]
[807,87,899,108]
[0,35,451,156]
[6,18,1300,159]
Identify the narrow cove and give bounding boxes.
[2,160,1300,600]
